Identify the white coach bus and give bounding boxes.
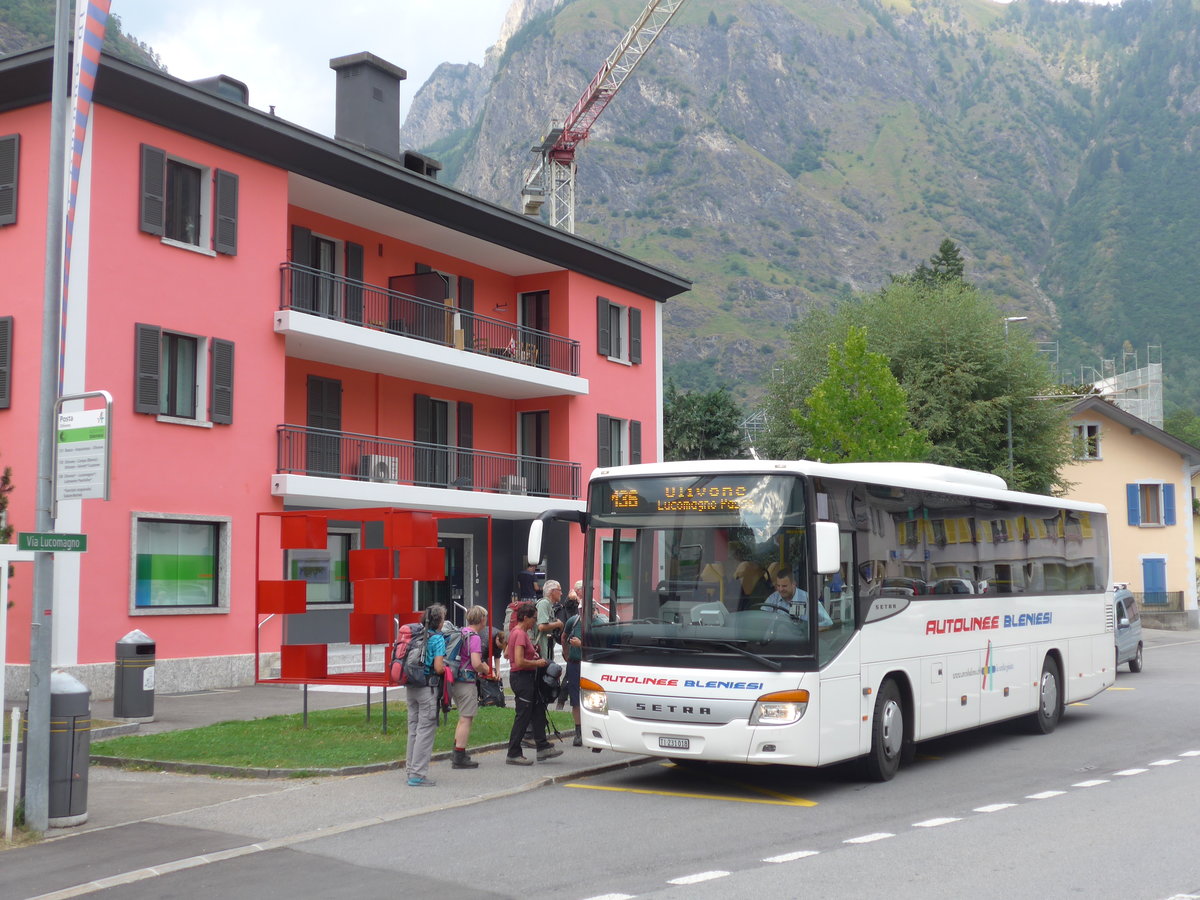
[529,460,1117,780]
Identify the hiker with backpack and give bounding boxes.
[449,605,492,769]
[535,579,565,663]
[504,601,563,766]
[404,604,447,787]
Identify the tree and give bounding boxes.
[793,326,932,462]
[761,271,1072,493]
[663,382,749,461]
[893,238,967,287]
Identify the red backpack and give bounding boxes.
[389,623,429,686]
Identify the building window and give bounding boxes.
[1072,422,1101,459]
[1127,482,1176,527]
[134,324,234,424]
[140,144,238,255]
[597,414,642,467]
[288,530,357,606]
[132,514,230,612]
[596,297,642,364]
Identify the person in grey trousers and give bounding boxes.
[406,604,446,787]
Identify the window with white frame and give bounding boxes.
[131,514,231,612]
[596,297,642,364]
[134,324,234,424]
[1072,422,1101,460]
[1127,481,1176,527]
[597,414,642,467]
[140,144,238,256]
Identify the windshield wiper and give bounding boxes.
[686,639,784,671]
[588,643,704,661]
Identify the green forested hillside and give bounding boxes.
[404,0,1200,413]
[0,0,160,67]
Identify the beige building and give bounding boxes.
[1063,397,1200,629]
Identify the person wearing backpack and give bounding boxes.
[405,604,446,787]
[450,605,492,769]
[560,587,584,744]
[504,601,562,766]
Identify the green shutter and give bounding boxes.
[139,145,166,235]
[0,134,19,226]
[210,338,234,424]
[213,169,238,255]
[0,316,12,408]
[134,324,162,414]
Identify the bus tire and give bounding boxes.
[1028,656,1063,734]
[864,679,904,782]
[1129,643,1143,673]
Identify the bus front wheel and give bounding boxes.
[1029,656,1063,734]
[865,679,904,782]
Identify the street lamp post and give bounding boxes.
[1004,316,1029,477]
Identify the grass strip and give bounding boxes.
[90,703,577,770]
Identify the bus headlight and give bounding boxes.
[580,677,607,715]
[750,690,810,726]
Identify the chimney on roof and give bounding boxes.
[329,52,406,160]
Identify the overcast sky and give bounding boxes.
[110,0,512,135]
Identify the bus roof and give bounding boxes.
[588,459,1107,515]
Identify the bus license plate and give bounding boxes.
[659,736,690,750]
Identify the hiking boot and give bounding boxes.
[506,755,533,766]
[536,745,563,761]
[452,749,478,769]
[407,775,437,787]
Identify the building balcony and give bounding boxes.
[272,425,583,518]
[275,263,587,400]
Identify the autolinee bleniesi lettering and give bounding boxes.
[925,611,1053,634]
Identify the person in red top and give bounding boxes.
[504,601,563,765]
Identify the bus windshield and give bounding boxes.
[581,473,833,671]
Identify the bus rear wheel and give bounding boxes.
[865,679,904,782]
[1028,656,1063,734]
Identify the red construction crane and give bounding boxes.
[520,0,688,233]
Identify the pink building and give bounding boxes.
[0,48,689,699]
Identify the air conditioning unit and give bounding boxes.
[498,475,527,495]
[359,454,399,483]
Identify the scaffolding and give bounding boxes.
[1083,345,1163,428]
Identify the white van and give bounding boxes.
[1114,587,1144,673]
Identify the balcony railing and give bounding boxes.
[277,425,582,500]
[1131,590,1184,610]
[279,263,581,377]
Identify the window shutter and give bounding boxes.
[344,241,364,323]
[0,316,12,408]
[0,134,19,226]
[458,276,474,345]
[597,297,611,357]
[1126,484,1140,526]
[415,262,432,274]
[290,225,313,310]
[210,338,234,424]
[597,414,611,467]
[456,401,474,489]
[213,169,238,255]
[1163,484,1176,526]
[414,394,432,444]
[629,307,642,364]
[139,144,166,235]
[134,323,162,414]
[630,419,642,464]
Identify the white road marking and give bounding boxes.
[1114,768,1148,776]
[582,895,635,900]
[1072,779,1110,788]
[1150,759,1179,767]
[1178,750,1200,757]
[844,832,894,844]
[913,817,960,828]
[1026,790,1065,800]
[763,850,819,863]
[667,871,729,885]
[974,803,1015,813]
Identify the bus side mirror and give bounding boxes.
[527,519,544,568]
[814,522,840,574]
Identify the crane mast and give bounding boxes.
[521,0,688,233]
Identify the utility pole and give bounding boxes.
[1004,316,1029,479]
[25,0,72,832]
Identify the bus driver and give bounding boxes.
[763,569,833,628]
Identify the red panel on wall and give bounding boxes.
[396,609,422,626]
[354,578,393,615]
[280,515,328,550]
[348,613,391,645]
[256,580,306,614]
[397,546,445,581]
[349,548,392,580]
[386,510,437,548]
[281,644,328,679]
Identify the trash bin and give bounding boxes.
[113,629,155,722]
[49,670,90,827]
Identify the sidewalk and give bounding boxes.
[2,682,643,899]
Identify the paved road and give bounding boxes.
[5,630,1199,899]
